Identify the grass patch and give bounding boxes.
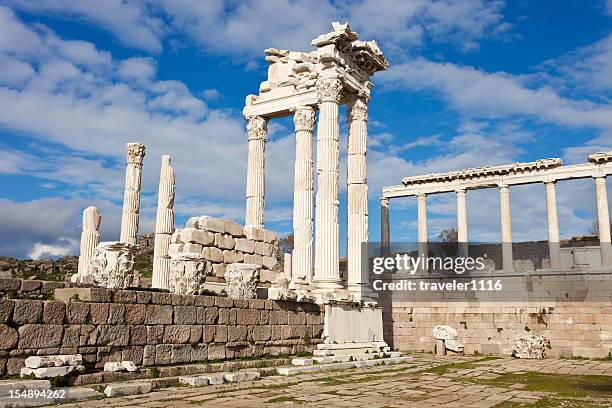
[264,396,303,404]
[496,397,611,408]
[419,356,503,375]
[469,372,612,398]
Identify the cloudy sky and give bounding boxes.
[0,0,611,259]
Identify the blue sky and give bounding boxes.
[0,0,611,259]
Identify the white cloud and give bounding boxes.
[118,57,157,82]
[28,239,77,259]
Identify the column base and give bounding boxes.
[347,283,377,303]
[313,279,344,292]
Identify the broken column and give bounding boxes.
[76,206,101,280]
[292,106,316,286]
[314,76,343,292]
[120,143,146,246]
[499,184,513,270]
[245,116,268,229]
[224,263,261,299]
[346,95,369,297]
[152,155,175,289]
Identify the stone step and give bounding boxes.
[313,348,378,356]
[0,380,50,397]
[310,352,402,365]
[278,356,412,376]
[103,382,152,397]
[178,371,261,387]
[0,387,101,407]
[316,341,389,351]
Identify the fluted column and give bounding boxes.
[499,184,513,270]
[77,206,101,276]
[245,116,268,229]
[381,197,390,246]
[595,176,612,267]
[314,77,343,291]
[291,106,316,286]
[120,143,145,246]
[544,181,561,268]
[417,193,427,269]
[346,95,369,295]
[152,155,175,289]
[456,188,468,257]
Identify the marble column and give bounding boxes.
[456,188,468,257]
[499,184,513,270]
[417,193,427,269]
[380,197,390,247]
[120,143,145,246]
[544,181,561,269]
[594,176,612,267]
[245,115,268,229]
[291,106,316,286]
[346,95,369,295]
[77,206,101,276]
[152,155,175,289]
[314,77,343,291]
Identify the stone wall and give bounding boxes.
[382,270,612,359]
[170,216,281,287]
[0,278,68,299]
[0,287,324,376]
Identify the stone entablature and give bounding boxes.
[0,288,324,376]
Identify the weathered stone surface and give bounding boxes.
[89,241,137,289]
[0,299,13,322]
[262,256,278,269]
[12,300,43,324]
[202,247,224,263]
[25,354,82,368]
[20,365,84,378]
[224,263,260,299]
[179,375,209,387]
[89,303,109,325]
[144,305,173,325]
[513,334,550,359]
[215,233,235,250]
[54,287,112,303]
[235,238,255,254]
[108,304,126,324]
[254,242,273,256]
[199,216,227,233]
[66,302,90,324]
[163,325,191,344]
[174,306,197,325]
[225,220,244,237]
[43,301,65,324]
[223,250,244,264]
[103,382,151,397]
[181,228,214,245]
[213,264,226,278]
[207,344,225,360]
[18,325,63,349]
[169,258,207,295]
[0,324,18,349]
[96,325,130,346]
[205,373,225,385]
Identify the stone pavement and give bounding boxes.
[61,355,612,408]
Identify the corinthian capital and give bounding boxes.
[293,106,316,132]
[125,143,146,164]
[246,116,268,141]
[346,95,368,121]
[316,77,343,103]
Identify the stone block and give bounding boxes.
[186,217,199,228]
[54,288,112,303]
[155,345,172,365]
[207,344,225,360]
[41,281,64,295]
[213,263,226,278]
[223,250,244,264]
[18,325,63,349]
[96,325,130,346]
[171,344,192,363]
[108,304,126,324]
[291,358,313,366]
[144,305,173,325]
[89,304,109,325]
[12,300,43,324]
[66,303,90,324]
[143,345,155,366]
[215,325,228,342]
[0,379,50,395]
[0,324,18,349]
[254,242,273,256]
[236,309,260,325]
[163,325,191,344]
[113,290,137,303]
[103,382,151,397]
[262,256,278,269]
[198,216,226,233]
[151,292,172,305]
[103,362,125,372]
[130,325,147,345]
[227,326,248,342]
[225,220,244,237]
[202,247,224,263]
[183,243,203,253]
[21,280,41,292]
[0,278,21,292]
[215,233,235,250]
[62,326,80,347]
[0,299,13,322]
[181,228,215,245]
[174,306,197,324]
[179,376,209,387]
[147,325,164,344]
[125,304,146,325]
[263,230,277,243]
[43,301,65,324]
[122,346,143,365]
[244,226,265,241]
[190,326,202,343]
[235,238,255,254]
[215,297,233,308]
[122,360,138,372]
[251,326,272,341]
[244,254,263,265]
[202,325,215,343]
[205,373,225,385]
[21,365,84,379]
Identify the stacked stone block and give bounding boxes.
[169,216,280,288]
[0,288,324,376]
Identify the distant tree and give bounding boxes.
[278,233,294,255]
[437,228,458,243]
[589,218,612,236]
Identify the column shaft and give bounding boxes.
[245,116,267,229]
[595,176,612,267]
[77,206,101,276]
[314,77,343,291]
[499,185,513,270]
[456,189,468,257]
[417,194,428,243]
[544,181,561,268]
[380,198,390,246]
[120,143,145,246]
[152,155,175,289]
[346,96,369,294]
[291,106,316,285]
